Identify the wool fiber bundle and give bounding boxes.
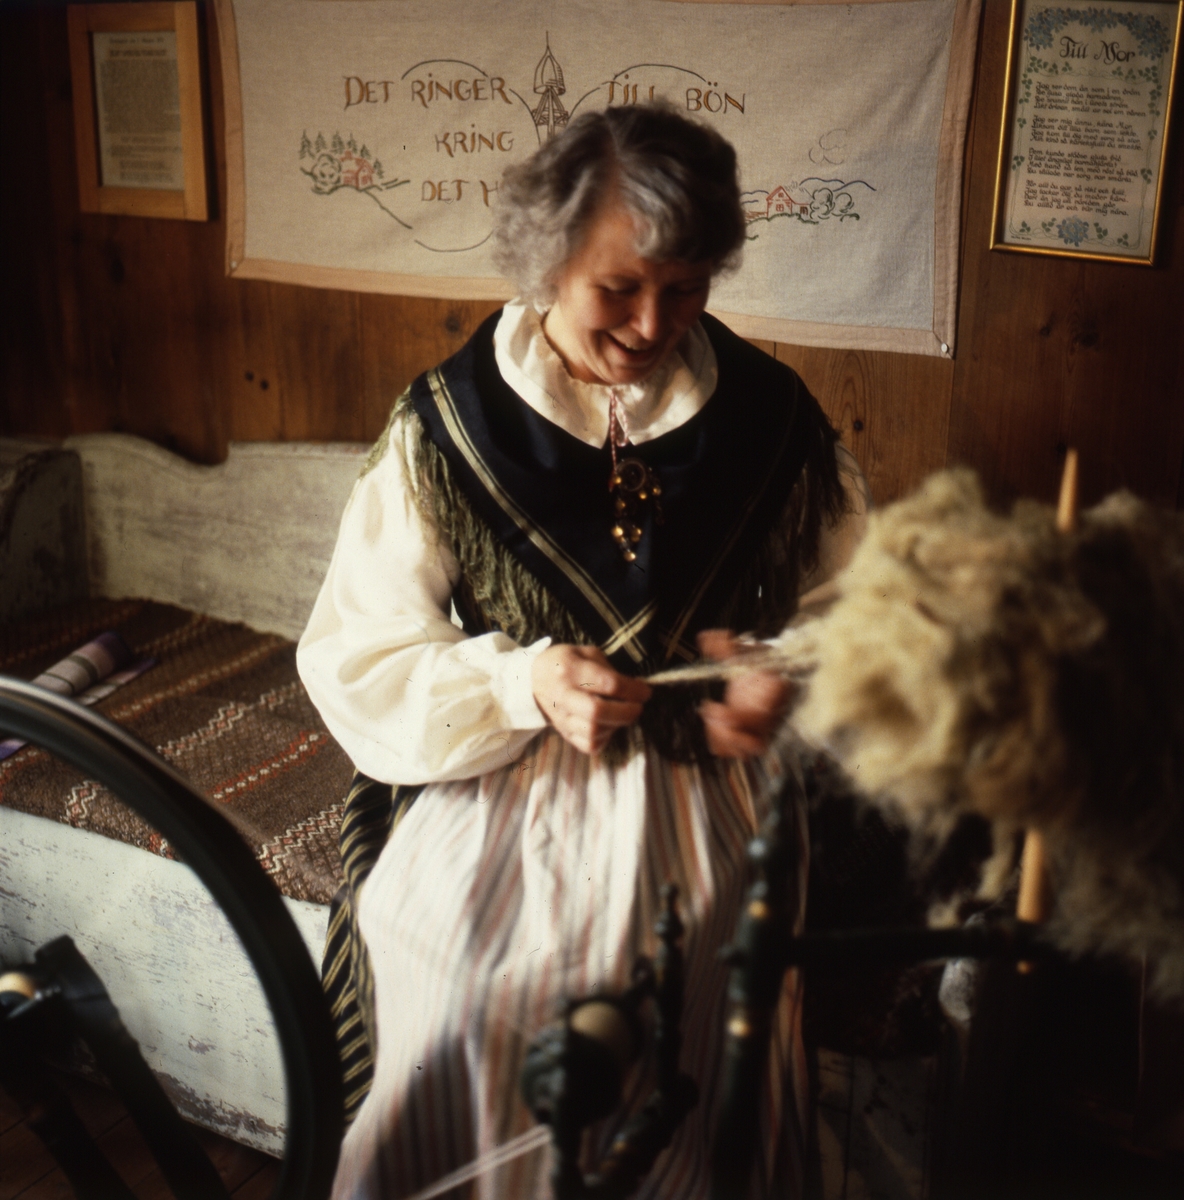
[791,470,1184,996]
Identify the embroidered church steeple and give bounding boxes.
[531,35,569,141]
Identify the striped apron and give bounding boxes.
[331,728,809,1199]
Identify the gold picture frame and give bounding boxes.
[991,0,1181,264]
[67,2,209,220]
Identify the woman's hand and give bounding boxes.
[532,644,652,755]
[697,630,791,758]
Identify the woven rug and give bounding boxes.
[0,598,353,904]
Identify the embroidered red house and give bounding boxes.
[765,185,809,217]
[338,151,374,190]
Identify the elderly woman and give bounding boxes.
[299,104,868,1198]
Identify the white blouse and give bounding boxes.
[296,304,870,786]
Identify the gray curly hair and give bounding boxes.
[492,103,746,305]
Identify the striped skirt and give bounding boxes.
[331,728,809,1199]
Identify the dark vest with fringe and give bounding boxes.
[403,309,844,761]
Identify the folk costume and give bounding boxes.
[298,303,869,1199]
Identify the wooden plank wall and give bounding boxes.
[2,0,1181,509]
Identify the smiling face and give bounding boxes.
[542,197,714,387]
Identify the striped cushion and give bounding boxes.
[0,597,354,905]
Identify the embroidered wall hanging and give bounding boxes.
[216,0,981,357]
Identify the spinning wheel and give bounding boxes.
[0,677,343,1198]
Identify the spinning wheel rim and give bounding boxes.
[0,675,343,1198]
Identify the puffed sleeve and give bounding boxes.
[297,416,549,785]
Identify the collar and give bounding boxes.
[492,300,718,448]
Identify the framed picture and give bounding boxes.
[67,2,209,220]
[991,0,1181,264]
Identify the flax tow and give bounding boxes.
[788,469,1184,996]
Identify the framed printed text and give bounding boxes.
[67,2,209,220]
[992,0,1181,263]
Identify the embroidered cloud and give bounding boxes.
[801,178,875,222]
[809,129,847,167]
[809,184,853,221]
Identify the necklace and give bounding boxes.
[608,391,662,563]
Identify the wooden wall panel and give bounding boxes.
[774,343,955,506]
[358,296,502,436]
[270,287,366,443]
[217,276,285,443]
[198,14,284,447]
[2,5,73,441]
[1,0,1180,511]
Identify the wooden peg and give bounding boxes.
[1016,449,1079,967]
[1055,447,1079,535]
[1017,832,1053,927]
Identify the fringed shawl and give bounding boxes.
[373,311,847,761]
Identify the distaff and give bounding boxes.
[1015,448,1078,953]
[697,456,1184,998]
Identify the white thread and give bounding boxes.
[400,1124,552,1200]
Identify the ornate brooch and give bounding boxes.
[608,393,662,563]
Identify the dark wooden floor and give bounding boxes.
[1,1071,281,1199]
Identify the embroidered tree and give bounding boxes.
[372,159,384,179]
[347,133,358,152]
[314,132,326,153]
[331,132,345,154]
[299,131,313,159]
[359,144,371,162]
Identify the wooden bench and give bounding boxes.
[0,433,366,1155]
